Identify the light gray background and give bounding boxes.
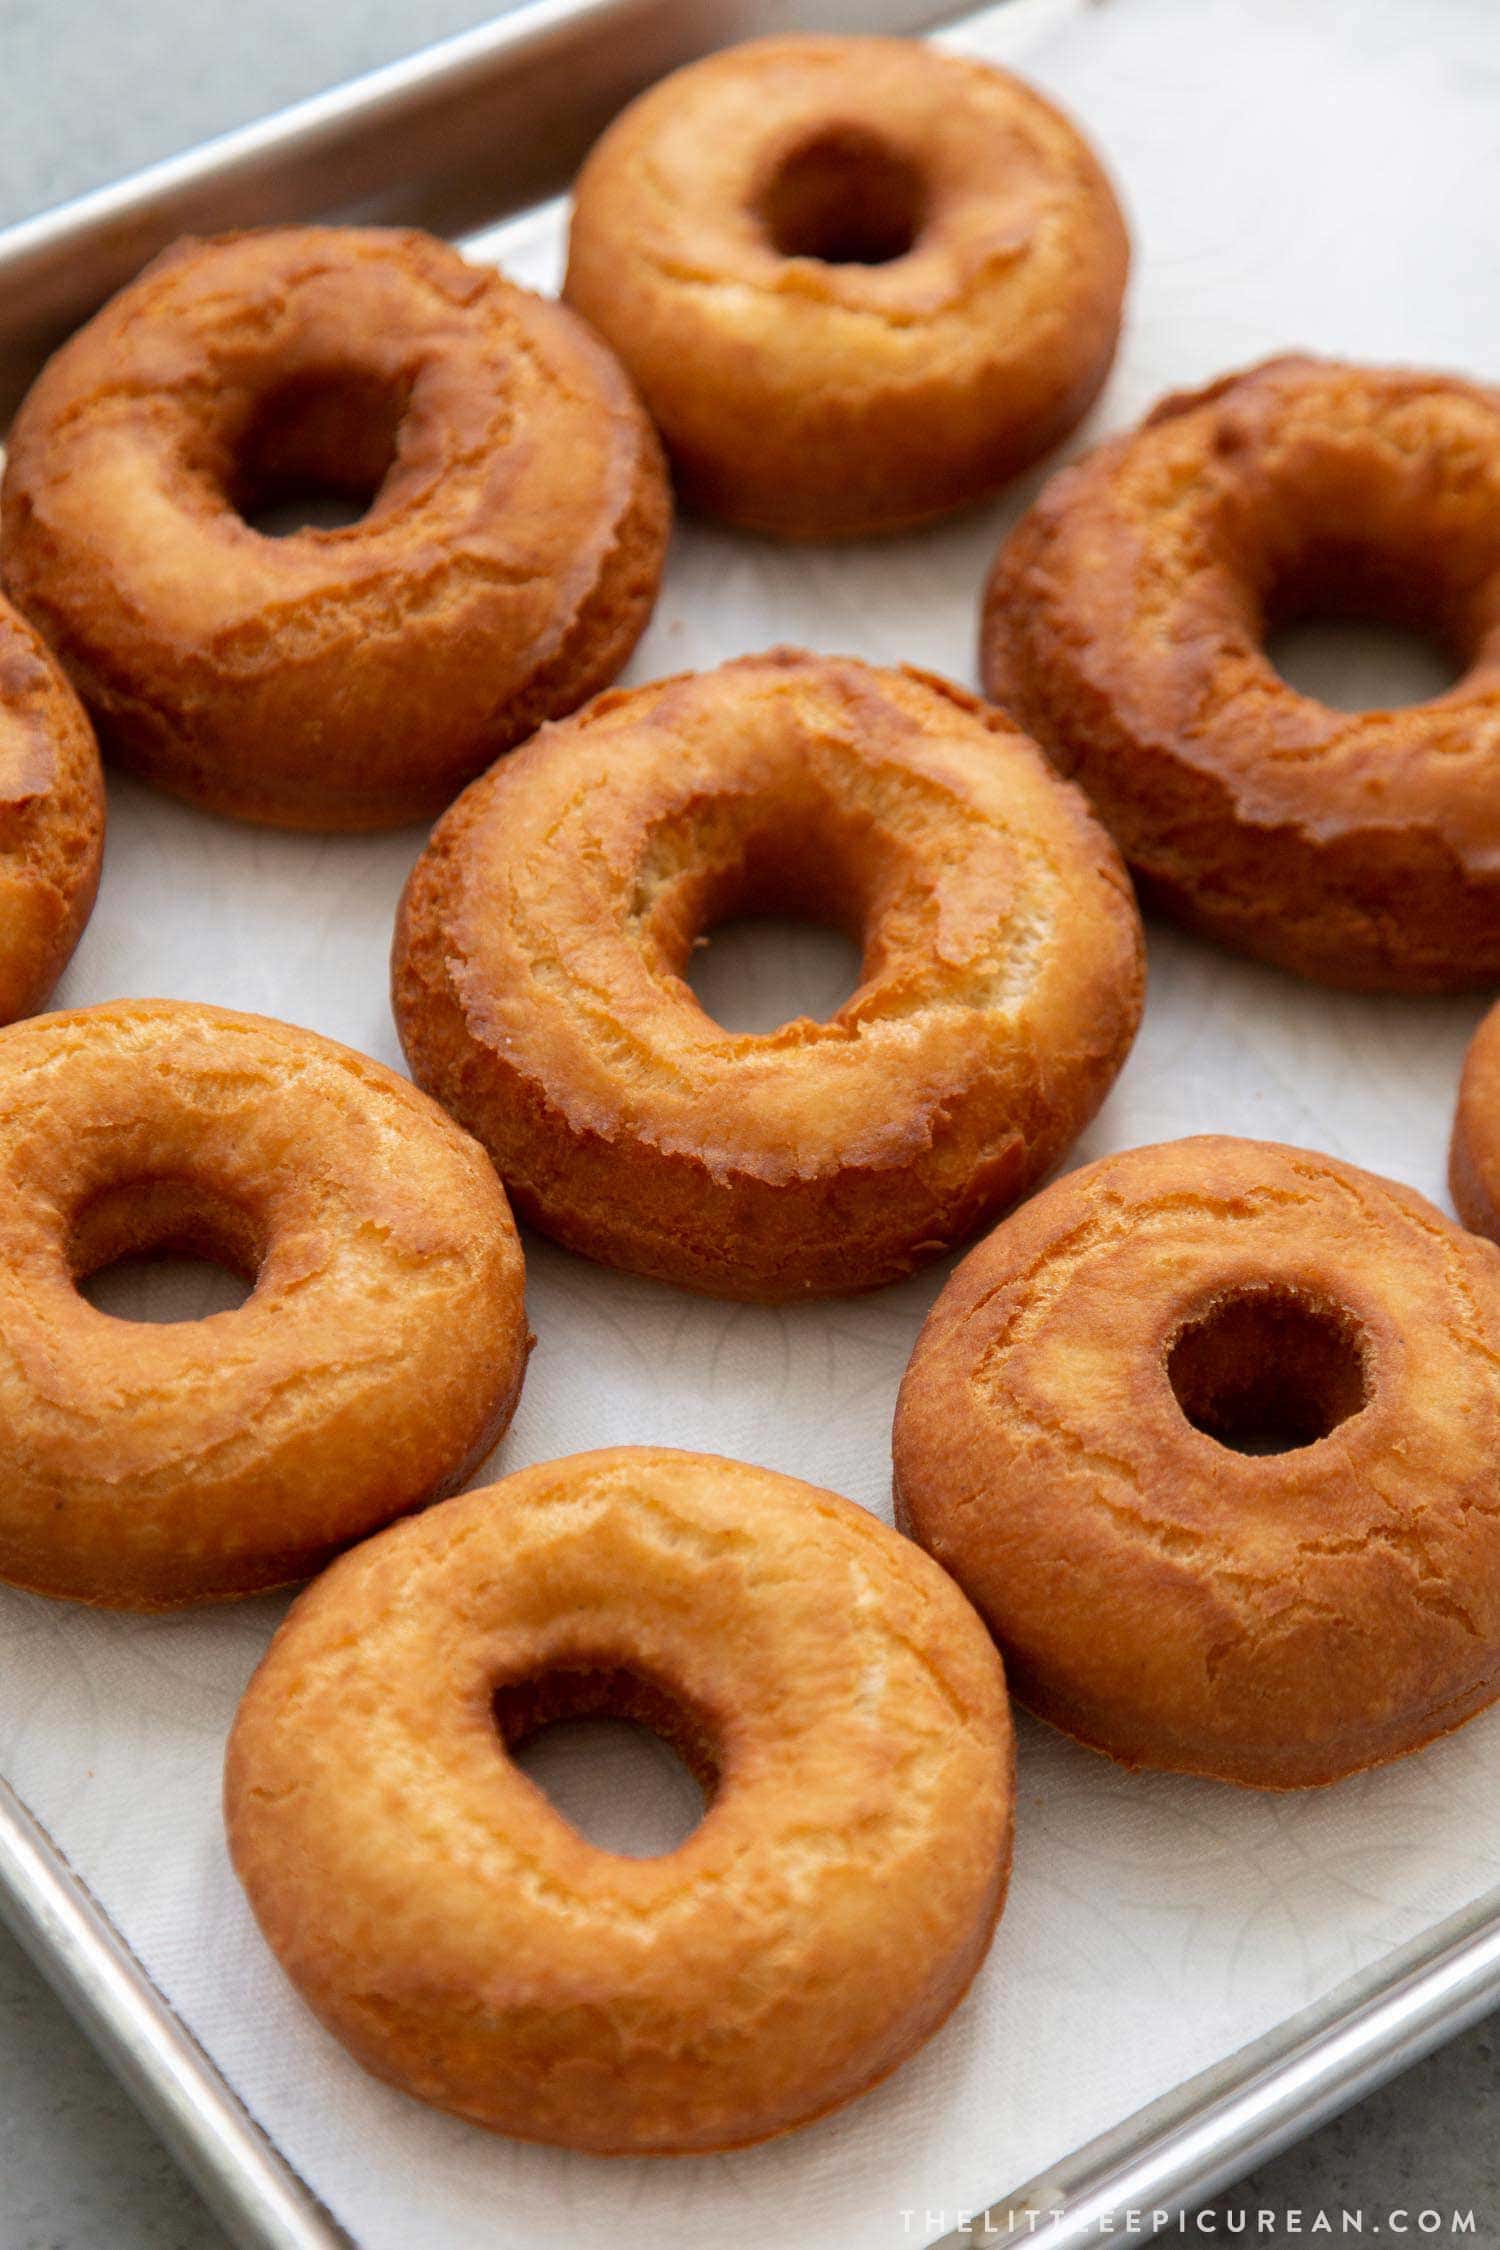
[0,2,1495,2245]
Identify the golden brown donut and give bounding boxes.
[982,356,1500,991]
[563,35,1128,538]
[1449,1000,1500,1240]
[1,226,670,830]
[225,1445,1013,2152]
[894,1135,1500,1789]
[0,999,529,1607]
[392,650,1145,1300]
[0,596,104,1023]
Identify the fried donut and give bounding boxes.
[1449,1001,1500,1241]
[894,1136,1500,1789]
[982,356,1500,991]
[392,650,1144,1301]
[0,596,104,1023]
[0,226,670,830]
[563,36,1128,537]
[225,1445,1013,2152]
[0,1000,529,1607]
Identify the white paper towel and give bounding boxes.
[3,0,1499,2243]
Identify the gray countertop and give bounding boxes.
[0,1,1496,2244]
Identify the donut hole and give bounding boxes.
[1265,617,1459,713]
[494,1666,716,1857]
[232,365,409,537]
[69,1179,264,1324]
[1166,1286,1369,1455]
[687,916,864,1033]
[757,127,927,265]
[638,799,875,1033]
[1260,533,1468,712]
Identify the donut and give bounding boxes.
[0,226,670,830]
[1449,1000,1500,1240]
[893,1135,1500,1788]
[0,596,104,1023]
[0,999,529,1607]
[982,356,1500,991]
[392,650,1145,1301]
[563,35,1128,538]
[225,1445,1013,2152]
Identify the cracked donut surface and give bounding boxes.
[894,1135,1500,1788]
[0,596,104,1024]
[563,35,1128,537]
[225,1444,1014,2152]
[1449,1000,1500,1242]
[0,999,529,1607]
[0,226,670,829]
[982,356,1500,991]
[392,650,1144,1300]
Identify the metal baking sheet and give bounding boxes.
[1,1,1499,2245]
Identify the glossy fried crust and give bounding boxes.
[1450,1001,1500,1241]
[0,1000,529,1607]
[0,597,104,1023]
[225,1446,1014,2153]
[563,35,1128,537]
[392,650,1145,1300]
[894,1136,1500,1788]
[0,226,670,830]
[982,356,1500,991]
